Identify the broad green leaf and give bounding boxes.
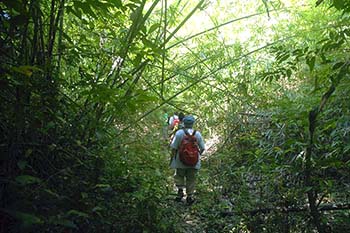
[333,0,345,10]
[17,160,27,170]
[148,23,160,34]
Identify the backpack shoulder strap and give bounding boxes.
[191,130,197,136]
[183,129,190,135]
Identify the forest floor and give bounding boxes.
[171,200,207,233]
[163,167,237,233]
[161,136,237,233]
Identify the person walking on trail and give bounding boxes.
[169,112,185,143]
[170,115,205,205]
[177,112,185,130]
[168,112,179,130]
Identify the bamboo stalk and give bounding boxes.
[162,0,205,46]
[161,0,167,99]
[116,40,285,136]
[111,0,160,88]
[166,5,308,50]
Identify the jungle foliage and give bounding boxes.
[0,0,349,232]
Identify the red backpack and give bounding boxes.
[170,118,180,130]
[179,129,199,166]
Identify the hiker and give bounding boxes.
[169,112,185,143]
[178,112,185,129]
[168,112,179,130]
[170,115,205,205]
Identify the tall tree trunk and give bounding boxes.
[305,84,336,233]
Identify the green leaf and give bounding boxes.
[71,7,82,19]
[62,31,74,44]
[17,160,27,170]
[66,210,89,218]
[94,184,111,189]
[344,145,350,154]
[344,29,350,36]
[305,186,313,192]
[306,56,316,72]
[109,0,123,8]
[15,175,41,185]
[277,54,290,64]
[315,0,324,7]
[92,206,103,212]
[148,23,160,34]
[47,121,55,129]
[43,189,60,198]
[74,1,97,18]
[333,0,345,10]
[332,62,344,70]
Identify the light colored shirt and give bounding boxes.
[168,115,179,126]
[170,128,205,170]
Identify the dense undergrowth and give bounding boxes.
[207,78,350,232]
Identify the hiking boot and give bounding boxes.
[186,196,195,205]
[175,189,184,202]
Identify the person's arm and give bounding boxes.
[171,148,177,158]
[170,131,181,157]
